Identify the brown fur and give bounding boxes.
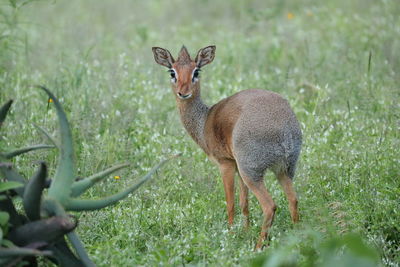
[152,45,302,250]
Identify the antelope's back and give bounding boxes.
[205,89,302,164]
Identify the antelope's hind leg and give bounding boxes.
[238,168,276,250]
[277,172,299,223]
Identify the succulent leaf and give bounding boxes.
[41,197,67,217]
[66,157,171,211]
[0,100,13,128]
[0,181,24,193]
[23,162,47,221]
[0,197,23,227]
[0,247,53,257]
[8,216,76,246]
[49,238,85,267]
[33,124,60,149]
[0,211,10,226]
[4,144,54,159]
[37,86,75,205]
[67,231,95,267]
[0,164,26,196]
[70,163,130,197]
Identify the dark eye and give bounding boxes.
[192,68,201,82]
[168,69,177,82]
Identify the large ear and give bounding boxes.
[152,47,175,68]
[195,45,216,68]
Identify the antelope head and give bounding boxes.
[152,45,216,100]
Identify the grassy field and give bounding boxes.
[1,0,399,266]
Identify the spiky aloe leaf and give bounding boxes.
[0,163,26,196]
[23,162,47,221]
[33,124,60,149]
[0,196,23,227]
[0,247,53,257]
[70,163,130,197]
[40,198,92,265]
[49,238,85,267]
[41,197,67,218]
[0,181,24,193]
[66,157,171,211]
[0,211,10,226]
[0,99,13,128]
[8,216,76,246]
[0,245,52,267]
[37,86,75,205]
[67,231,95,267]
[0,242,49,266]
[4,144,54,159]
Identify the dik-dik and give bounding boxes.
[152,45,302,249]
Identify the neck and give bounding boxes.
[177,88,209,152]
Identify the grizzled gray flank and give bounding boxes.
[231,90,302,181]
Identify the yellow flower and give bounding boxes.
[114,175,121,180]
[287,12,294,20]
[48,98,53,103]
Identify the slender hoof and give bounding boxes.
[243,217,250,230]
[292,212,299,223]
[254,242,267,252]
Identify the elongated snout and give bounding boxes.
[176,84,192,99]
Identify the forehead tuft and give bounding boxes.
[176,45,192,65]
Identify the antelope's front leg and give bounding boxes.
[219,160,236,227]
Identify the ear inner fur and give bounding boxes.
[152,47,175,68]
[195,45,216,67]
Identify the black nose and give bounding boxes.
[177,92,192,99]
[178,92,190,97]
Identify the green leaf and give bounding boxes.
[0,181,24,193]
[23,162,47,221]
[49,238,85,267]
[33,124,60,149]
[0,247,53,257]
[37,86,75,205]
[8,216,76,246]
[66,157,173,211]
[70,163,130,197]
[0,164,26,196]
[0,211,10,226]
[67,231,95,267]
[0,197,23,227]
[1,238,14,248]
[3,144,54,159]
[0,100,13,128]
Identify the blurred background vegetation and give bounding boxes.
[1,0,399,266]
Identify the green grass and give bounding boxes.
[1,0,399,266]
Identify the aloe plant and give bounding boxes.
[0,87,176,266]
